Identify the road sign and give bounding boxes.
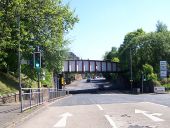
[160,61,167,78]
[160,61,167,71]
[160,70,167,77]
[154,87,165,93]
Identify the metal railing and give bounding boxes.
[21,88,69,112]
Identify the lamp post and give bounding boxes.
[17,13,23,112]
[130,47,133,92]
[141,72,144,94]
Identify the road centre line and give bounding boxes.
[105,115,117,128]
[96,104,104,110]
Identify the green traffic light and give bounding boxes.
[34,52,41,68]
[36,63,40,68]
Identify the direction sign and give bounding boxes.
[160,61,167,78]
[160,61,167,71]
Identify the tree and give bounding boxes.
[118,22,170,82]
[156,21,168,32]
[0,0,79,74]
[103,47,118,61]
[118,29,145,78]
[0,0,79,87]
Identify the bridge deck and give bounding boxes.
[63,60,120,73]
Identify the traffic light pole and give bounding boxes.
[37,71,40,88]
[37,70,41,104]
[34,46,41,104]
[17,14,23,112]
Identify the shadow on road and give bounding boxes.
[68,85,128,95]
[67,79,131,95]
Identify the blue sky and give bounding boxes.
[64,0,170,60]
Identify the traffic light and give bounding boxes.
[34,52,41,69]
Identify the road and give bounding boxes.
[16,79,170,128]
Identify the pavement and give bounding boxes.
[0,102,21,128]
[0,97,71,128]
[0,102,44,128]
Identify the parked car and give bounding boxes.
[86,77,91,82]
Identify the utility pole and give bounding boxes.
[141,72,144,93]
[17,14,23,112]
[130,47,133,92]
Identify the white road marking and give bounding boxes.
[96,104,104,110]
[144,102,168,108]
[100,94,113,95]
[54,112,72,127]
[104,115,117,128]
[135,109,165,122]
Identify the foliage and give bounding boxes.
[151,80,161,87]
[103,47,120,80]
[142,64,157,81]
[117,21,170,83]
[111,57,119,63]
[148,73,157,81]
[143,64,153,75]
[41,69,53,87]
[0,72,18,95]
[161,78,168,85]
[118,28,145,73]
[161,78,170,90]
[162,83,170,90]
[0,0,78,88]
[156,21,168,32]
[103,47,118,61]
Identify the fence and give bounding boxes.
[21,88,69,112]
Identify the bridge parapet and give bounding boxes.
[63,60,120,73]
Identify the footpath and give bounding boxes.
[0,102,48,128]
[0,95,70,128]
[0,102,21,128]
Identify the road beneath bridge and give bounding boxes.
[16,79,170,128]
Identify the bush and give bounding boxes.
[142,64,158,81]
[152,80,161,87]
[160,78,168,85]
[148,73,157,80]
[41,69,53,88]
[143,64,154,74]
[162,83,170,90]
[167,78,170,83]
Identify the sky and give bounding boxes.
[63,0,170,60]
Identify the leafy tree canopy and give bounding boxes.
[156,20,168,32]
[0,0,79,74]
